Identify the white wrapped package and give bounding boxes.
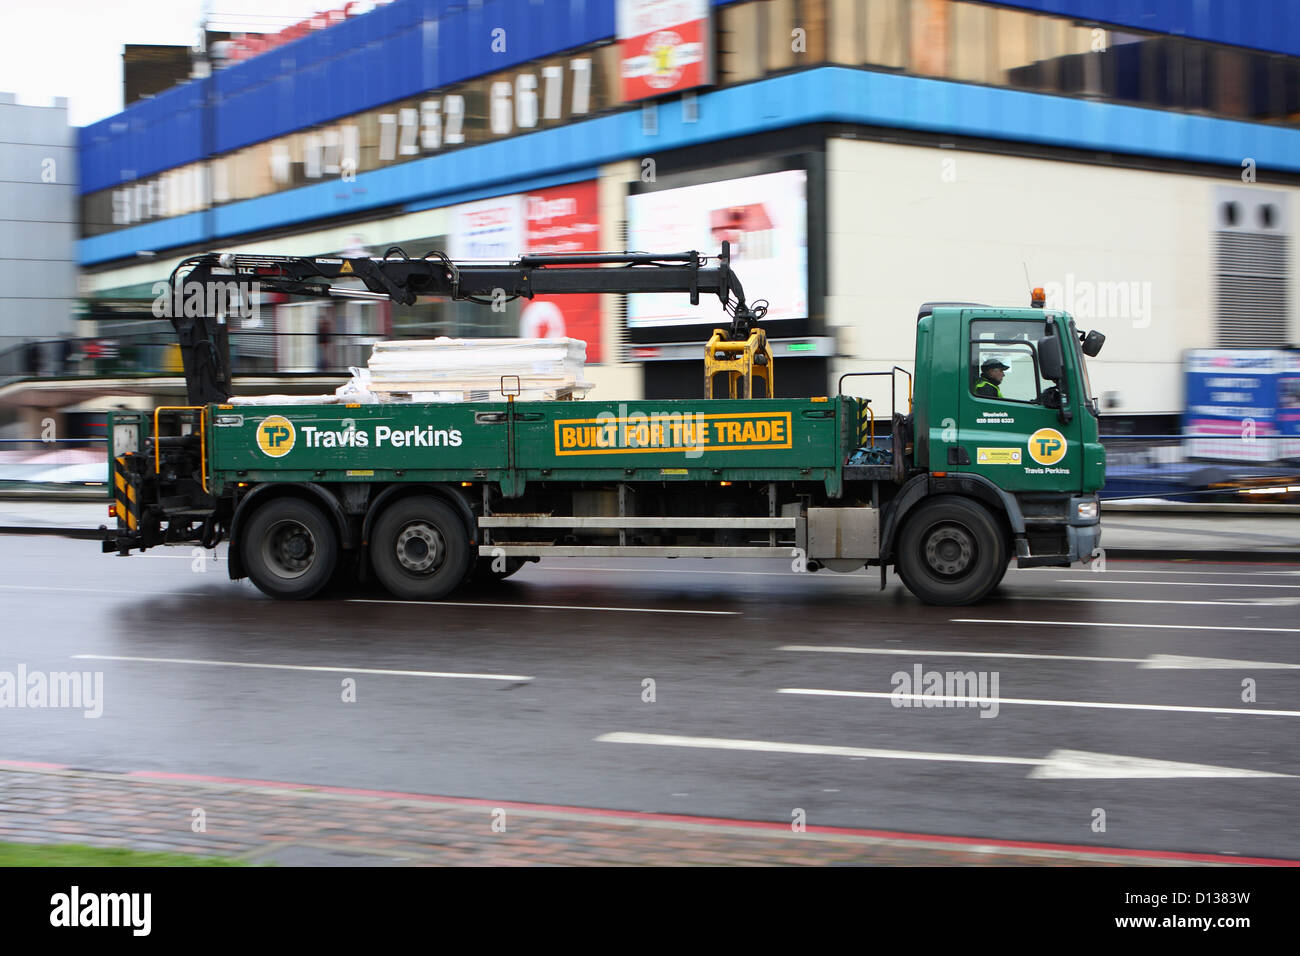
[358,337,592,401]
[228,393,344,405]
[229,337,593,405]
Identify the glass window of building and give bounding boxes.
[765,0,799,73]
[826,0,863,65]
[949,1,994,85]
[720,1,763,84]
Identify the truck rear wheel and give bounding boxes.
[241,497,338,600]
[370,496,471,600]
[896,497,1007,606]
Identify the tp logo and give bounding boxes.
[256,415,296,458]
[1027,427,1067,466]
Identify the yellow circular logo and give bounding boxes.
[256,416,296,457]
[1027,427,1067,466]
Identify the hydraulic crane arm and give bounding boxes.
[167,242,765,404]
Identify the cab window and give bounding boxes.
[970,320,1044,404]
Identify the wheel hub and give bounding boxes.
[263,520,316,578]
[395,521,444,573]
[923,523,976,577]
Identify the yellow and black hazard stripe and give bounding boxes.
[857,401,876,445]
[113,455,139,533]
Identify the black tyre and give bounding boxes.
[240,497,338,600]
[895,496,1008,606]
[370,496,471,600]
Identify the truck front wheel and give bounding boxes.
[895,497,1008,606]
[370,496,471,600]
[241,497,339,600]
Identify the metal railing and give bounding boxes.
[0,331,385,385]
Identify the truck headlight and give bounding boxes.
[1076,499,1099,520]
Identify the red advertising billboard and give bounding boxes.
[617,0,713,103]
[523,181,603,362]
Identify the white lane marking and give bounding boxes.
[536,566,860,579]
[537,565,1300,579]
[347,598,739,616]
[597,731,1039,767]
[1057,578,1300,589]
[596,733,1292,779]
[72,654,532,682]
[1057,568,1300,577]
[0,584,209,597]
[779,645,1300,670]
[1020,595,1297,607]
[779,688,1300,718]
[953,618,1300,634]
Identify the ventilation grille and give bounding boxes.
[615,219,630,363]
[1214,232,1290,348]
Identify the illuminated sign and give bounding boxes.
[626,169,808,327]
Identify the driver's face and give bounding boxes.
[986,366,1005,384]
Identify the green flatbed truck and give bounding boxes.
[103,245,1105,606]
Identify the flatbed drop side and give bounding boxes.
[102,246,1106,606]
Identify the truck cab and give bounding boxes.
[907,304,1105,593]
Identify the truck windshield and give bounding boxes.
[1067,318,1098,415]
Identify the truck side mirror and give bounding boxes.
[1038,333,1064,381]
[1081,330,1105,357]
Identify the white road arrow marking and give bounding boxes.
[1028,750,1291,779]
[1144,654,1300,670]
[779,645,1300,670]
[595,732,1292,779]
[779,688,1300,718]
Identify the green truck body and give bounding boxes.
[208,398,845,497]
[104,301,1105,607]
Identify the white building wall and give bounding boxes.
[826,137,1298,417]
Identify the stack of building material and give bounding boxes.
[227,337,593,405]
[349,337,592,402]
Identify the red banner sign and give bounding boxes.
[523,181,603,362]
[617,0,712,102]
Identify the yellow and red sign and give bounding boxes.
[617,0,713,102]
[554,411,792,456]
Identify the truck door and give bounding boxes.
[953,315,1082,493]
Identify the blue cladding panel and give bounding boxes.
[78,0,614,194]
[80,66,1300,266]
[77,0,1300,195]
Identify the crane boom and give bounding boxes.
[167,242,764,404]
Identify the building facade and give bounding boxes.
[77,0,1300,425]
[1,93,77,359]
